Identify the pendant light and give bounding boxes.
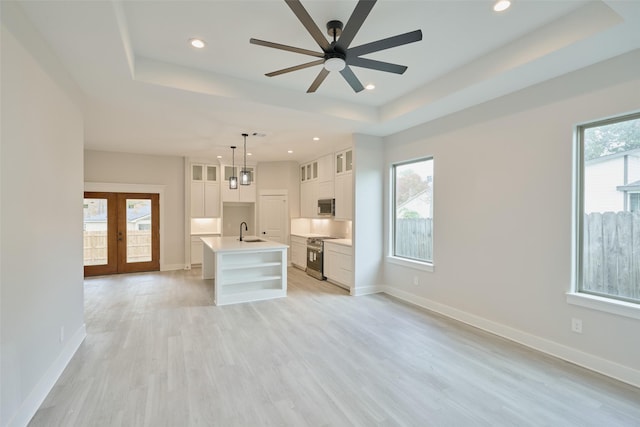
[240,133,251,185]
[229,146,238,189]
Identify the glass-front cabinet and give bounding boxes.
[336,149,352,175]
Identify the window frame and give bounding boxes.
[389,156,434,269]
[574,112,640,307]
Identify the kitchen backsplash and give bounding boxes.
[291,218,352,239]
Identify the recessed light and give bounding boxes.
[365,83,375,90]
[288,150,294,154]
[247,152,252,156]
[189,38,206,49]
[216,155,222,159]
[313,137,320,141]
[493,0,511,12]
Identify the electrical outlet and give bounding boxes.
[571,318,583,334]
[413,276,419,285]
[59,326,65,343]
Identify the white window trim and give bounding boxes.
[566,292,640,320]
[573,111,640,312]
[390,156,434,267]
[387,255,434,272]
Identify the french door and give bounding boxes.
[83,192,160,276]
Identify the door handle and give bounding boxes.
[262,231,266,234]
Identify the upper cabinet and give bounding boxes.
[317,154,334,199]
[221,164,256,202]
[335,149,352,175]
[334,149,352,220]
[300,160,318,182]
[191,163,220,218]
[300,154,335,217]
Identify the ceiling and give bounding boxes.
[14,0,640,163]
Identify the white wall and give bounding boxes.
[84,150,185,269]
[256,161,300,218]
[352,134,385,295]
[1,6,85,426]
[382,49,640,387]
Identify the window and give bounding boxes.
[577,113,640,304]
[393,158,433,263]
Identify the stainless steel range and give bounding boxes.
[306,236,336,280]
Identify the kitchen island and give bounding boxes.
[201,236,288,306]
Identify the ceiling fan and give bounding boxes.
[249,0,422,93]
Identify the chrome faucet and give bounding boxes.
[239,221,248,241]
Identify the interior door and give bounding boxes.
[84,192,160,276]
[259,194,288,244]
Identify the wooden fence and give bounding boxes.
[583,211,640,300]
[83,230,151,265]
[395,218,433,261]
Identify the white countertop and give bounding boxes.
[325,238,352,247]
[291,233,329,238]
[201,236,288,253]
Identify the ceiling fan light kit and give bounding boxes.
[324,56,346,72]
[250,0,422,93]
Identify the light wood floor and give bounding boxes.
[30,268,640,426]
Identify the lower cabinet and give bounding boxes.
[291,236,307,269]
[191,237,203,265]
[324,242,353,289]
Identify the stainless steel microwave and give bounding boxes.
[317,199,335,216]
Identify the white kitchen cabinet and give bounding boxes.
[334,172,352,220]
[221,164,256,202]
[191,236,204,265]
[317,154,334,199]
[291,235,307,269]
[300,160,318,182]
[335,149,352,175]
[191,164,220,217]
[324,242,353,289]
[300,180,318,218]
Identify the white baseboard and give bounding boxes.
[9,324,86,427]
[381,286,640,389]
[161,263,187,272]
[351,285,384,296]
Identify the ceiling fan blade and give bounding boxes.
[348,57,407,74]
[347,29,422,57]
[266,59,324,77]
[250,38,324,58]
[307,68,330,93]
[339,66,364,93]
[285,0,330,51]
[336,0,377,52]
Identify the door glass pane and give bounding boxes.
[83,198,108,266]
[336,154,343,174]
[126,199,152,263]
[346,150,353,171]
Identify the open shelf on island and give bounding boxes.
[201,236,288,306]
